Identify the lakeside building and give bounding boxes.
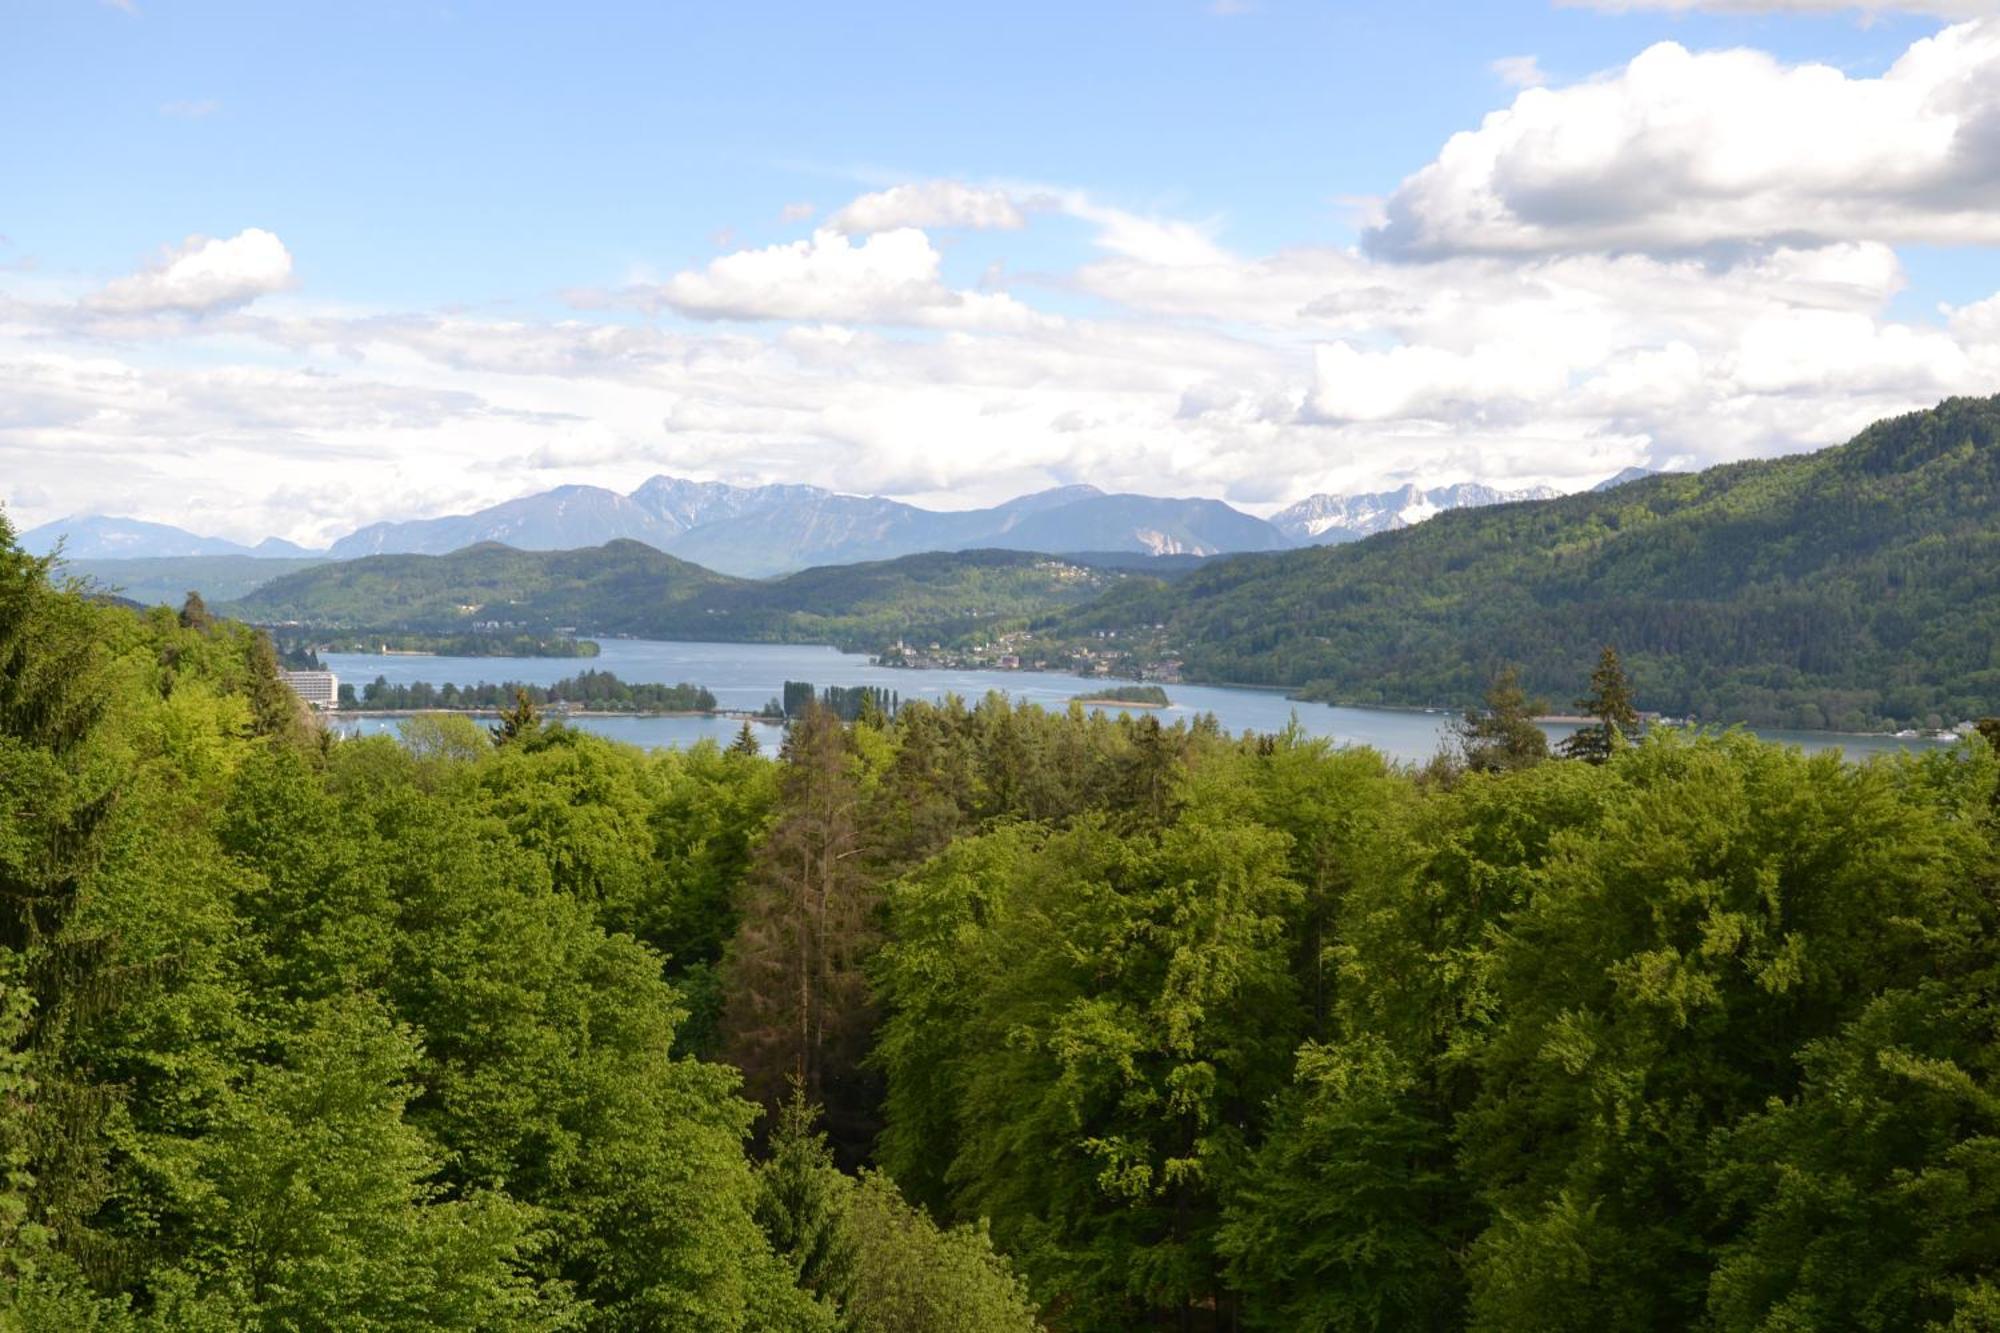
[279,669,340,711]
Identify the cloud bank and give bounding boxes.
[7,21,2000,546]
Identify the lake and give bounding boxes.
[323,639,1960,766]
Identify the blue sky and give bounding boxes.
[5,0,2000,543]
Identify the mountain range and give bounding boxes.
[21,473,1633,576]
[325,480,1287,576]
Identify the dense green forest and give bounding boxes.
[1053,395,2000,730]
[10,512,2000,1329]
[1073,683,1171,706]
[323,632,601,658]
[224,545,1121,653]
[766,681,901,723]
[350,670,715,713]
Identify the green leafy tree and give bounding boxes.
[839,1171,1041,1333]
[1219,1038,1466,1332]
[1459,734,1994,1329]
[138,998,555,1330]
[878,767,1301,1327]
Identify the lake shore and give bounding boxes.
[318,639,1963,763]
[337,706,721,720]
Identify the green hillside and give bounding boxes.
[226,542,1122,651]
[1058,396,2000,731]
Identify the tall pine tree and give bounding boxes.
[1559,645,1639,764]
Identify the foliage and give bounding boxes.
[357,670,714,714]
[1557,645,1639,763]
[327,632,601,657]
[721,704,880,1156]
[1449,666,1549,774]
[838,1170,1041,1333]
[14,502,2000,1331]
[1073,684,1171,707]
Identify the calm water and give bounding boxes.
[324,639,1959,766]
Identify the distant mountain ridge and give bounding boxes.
[16,515,322,561]
[325,477,1292,576]
[25,471,1637,574]
[1272,482,1561,545]
[1592,466,1663,492]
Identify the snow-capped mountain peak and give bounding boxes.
[1273,481,1559,546]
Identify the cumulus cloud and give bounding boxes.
[88,229,293,315]
[637,227,1049,330]
[829,180,1031,233]
[1372,20,2000,258]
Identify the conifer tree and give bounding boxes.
[177,589,213,631]
[1559,645,1640,764]
[754,1087,856,1306]
[489,686,540,745]
[1451,665,1550,773]
[720,703,879,1157]
[730,719,762,757]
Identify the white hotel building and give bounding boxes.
[279,669,340,711]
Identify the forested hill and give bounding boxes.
[225,541,1121,650]
[1074,395,2000,731]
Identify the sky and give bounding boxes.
[5,0,2000,545]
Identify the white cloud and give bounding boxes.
[88,229,293,315]
[641,227,1048,330]
[1309,341,1574,423]
[829,181,1030,233]
[1492,55,1548,88]
[1373,20,2000,258]
[1064,196,1231,267]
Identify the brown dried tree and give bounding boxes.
[720,702,880,1157]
